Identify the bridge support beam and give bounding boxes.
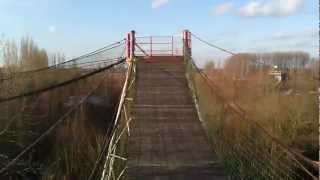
[126,30,135,62]
[183,30,191,57]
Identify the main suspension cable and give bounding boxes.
[190,32,269,66]
[190,32,237,56]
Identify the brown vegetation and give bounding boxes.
[0,37,125,179]
[192,52,319,179]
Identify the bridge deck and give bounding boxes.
[126,56,227,180]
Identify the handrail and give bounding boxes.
[134,35,182,57]
[100,58,136,180]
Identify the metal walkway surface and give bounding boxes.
[125,56,227,180]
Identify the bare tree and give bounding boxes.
[3,39,20,74]
[204,61,215,73]
[20,36,48,70]
[225,52,311,78]
[50,52,65,67]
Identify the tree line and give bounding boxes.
[223,51,316,78]
[0,36,65,75]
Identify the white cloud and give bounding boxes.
[272,28,318,40]
[266,28,318,56]
[151,0,169,9]
[238,0,304,17]
[49,26,56,33]
[212,2,234,15]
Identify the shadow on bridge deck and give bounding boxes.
[126,56,227,180]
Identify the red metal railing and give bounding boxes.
[134,35,183,57]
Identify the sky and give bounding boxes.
[0,0,318,63]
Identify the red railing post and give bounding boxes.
[130,31,135,59]
[126,33,131,61]
[183,30,191,56]
[171,36,174,56]
[150,36,153,57]
[126,30,135,62]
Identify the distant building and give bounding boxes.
[269,66,288,82]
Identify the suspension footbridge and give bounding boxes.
[0,30,318,180]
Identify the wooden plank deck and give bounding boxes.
[125,57,227,180]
